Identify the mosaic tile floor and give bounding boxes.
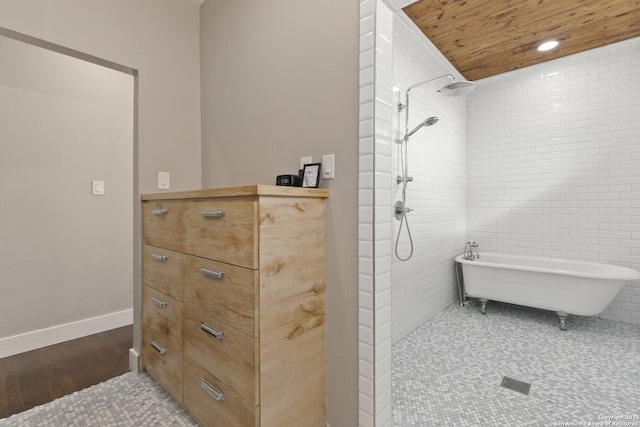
[0,372,197,427]
[3,303,639,427]
[393,301,640,427]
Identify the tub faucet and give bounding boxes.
[464,241,480,260]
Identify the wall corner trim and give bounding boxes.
[129,348,141,373]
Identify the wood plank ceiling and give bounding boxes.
[403,0,640,81]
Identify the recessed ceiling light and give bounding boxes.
[537,40,559,52]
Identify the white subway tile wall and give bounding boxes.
[358,0,376,424]
[467,37,640,324]
[358,0,396,425]
[373,2,394,426]
[390,15,467,344]
[359,5,471,424]
[363,9,640,426]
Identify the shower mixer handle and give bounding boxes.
[394,201,413,220]
[397,175,413,184]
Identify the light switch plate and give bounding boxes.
[158,171,170,190]
[92,180,104,195]
[322,154,335,179]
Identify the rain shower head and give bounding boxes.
[397,74,476,113]
[405,116,438,139]
[437,80,476,97]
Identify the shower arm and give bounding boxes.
[405,74,454,97]
[398,74,454,139]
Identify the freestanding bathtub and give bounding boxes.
[455,252,640,330]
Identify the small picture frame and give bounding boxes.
[302,163,322,188]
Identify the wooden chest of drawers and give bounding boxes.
[141,185,328,427]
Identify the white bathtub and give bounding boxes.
[455,252,640,330]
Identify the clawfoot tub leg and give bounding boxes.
[556,312,568,331]
[479,299,488,315]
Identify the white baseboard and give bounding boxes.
[0,309,133,359]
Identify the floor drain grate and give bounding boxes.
[501,376,530,395]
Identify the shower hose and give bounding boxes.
[395,136,414,261]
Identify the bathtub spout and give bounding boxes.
[556,312,568,331]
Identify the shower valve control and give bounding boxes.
[397,175,413,184]
[394,201,413,220]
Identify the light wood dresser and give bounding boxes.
[141,185,328,427]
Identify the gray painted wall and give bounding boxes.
[0,35,133,343]
[0,0,202,356]
[0,0,203,193]
[0,1,360,424]
[199,1,360,425]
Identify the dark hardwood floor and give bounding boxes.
[0,325,133,419]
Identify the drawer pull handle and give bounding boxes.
[201,322,225,340]
[151,253,168,262]
[151,340,167,355]
[200,267,225,279]
[201,378,225,401]
[151,296,168,308]
[151,209,168,216]
[201,210,225,218]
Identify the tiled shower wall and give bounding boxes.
[390,15,467,343]
[359,1,394,425]
[358,2,470,424]
[467,37,640,324]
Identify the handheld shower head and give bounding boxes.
[405,116,438,140]
[422,116,439,126]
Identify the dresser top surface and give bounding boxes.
[141,184,328,201]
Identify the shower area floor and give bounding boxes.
[392,301,640,426]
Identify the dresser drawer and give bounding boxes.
[182,309,258,404]
[142,334,183,403]
[143,198,257,268]
[183,358,258,427]
[183,255,258,337]
[142,245,184,300]
[142,285,183,349]
[142,199,185,251]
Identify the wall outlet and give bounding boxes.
[158,171,170,190]
[300,156,312,170]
